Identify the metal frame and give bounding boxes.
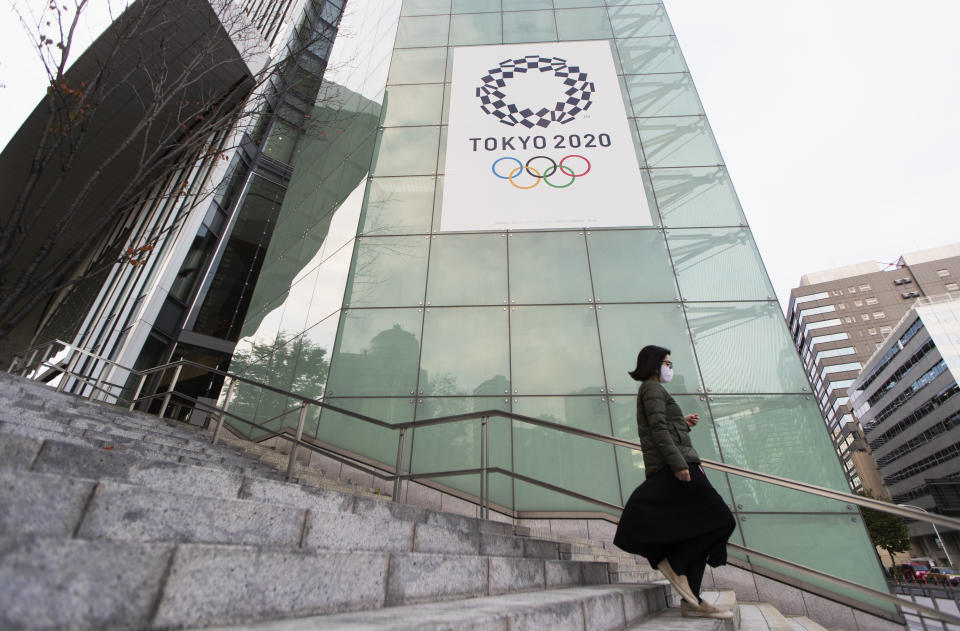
[12,338,960,626]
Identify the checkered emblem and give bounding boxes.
[476,55,595,129]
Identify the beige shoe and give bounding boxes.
[681,600,735,619]
[655,559,698,606]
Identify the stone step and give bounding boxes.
[1,468,579,563]
[193,584,671,631]
[785,615,830,631]
[625,590,738,630]
[0,537,624,630]
[740,602,793,630]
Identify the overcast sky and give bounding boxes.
[2,0,957,310]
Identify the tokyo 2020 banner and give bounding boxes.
[439,40,652,232]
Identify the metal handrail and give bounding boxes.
[18,339,960,529]
[15,339,960,625]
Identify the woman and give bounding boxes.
[613,345,736,620]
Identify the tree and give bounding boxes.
[0,0,348,349]
[858,490,911,568]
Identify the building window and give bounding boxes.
[893,277,913,285]
[901,291,920,299]
[880,326,892,337]
[873,311,886,319]
[838,303,846,310]
[853,300,863,307]
[861,313,870,321]
[859,284,872,291]
[867,328,877,335]
[946,282,959,292]
[833,289,843,296]
[865,297,878,305]
[937,269,951,278]
[844,316,854,323]
[848,286,857,294]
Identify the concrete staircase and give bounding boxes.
[0,372,859,630]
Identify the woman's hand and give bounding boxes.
[684,413,699,427]
[675,469,691,482]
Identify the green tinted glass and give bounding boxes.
[395,15,450,47]
[609,3,671,38]
[625,73,703,117]
[649,167,746,227]
[362,176,436,235]
[685,302,810,393]
[617,36,687,74]
[419,307,510,396]
[325,308,423,396]
[450,12,502,46]
[372,127,441,176]
[383,84,445,126]
[635,117,722,167]
[508,231,591,304]
[596,303,700,395]
[586,229,677,302]
[666,228,775,301]
[554,8,612,40]
[510,305,604,395]
[503,10,557,43]
[343,236,429,307]
[426,233,508,305]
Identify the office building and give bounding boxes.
[850,293,960,564]
[787,244,960,491]
[4,0,893,612]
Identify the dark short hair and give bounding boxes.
[628,345,671,381]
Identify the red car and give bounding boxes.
[900,563,931,580]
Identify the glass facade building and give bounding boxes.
[219,0,890,610]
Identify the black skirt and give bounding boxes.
[613,464,735,567]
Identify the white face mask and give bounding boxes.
[660,365,674,383]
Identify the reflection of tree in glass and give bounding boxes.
[347,238,423,304]
[230,334,330,413]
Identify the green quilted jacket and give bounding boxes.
[636,380,701,477]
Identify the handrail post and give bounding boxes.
[57,349,81,393]
[286,404,309,481]
[129,374,147,411]
[212,377,235,445]
[480,415,489,520]
[25,349,38,376]
[158,364,183,418]
[393,428,408,502]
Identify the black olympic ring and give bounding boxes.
[524,155,556,179]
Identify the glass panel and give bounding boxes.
[609,3,671,38]
[383,84,444,126]
[303,242,352,329]
[395,15,450,48]
[739,514,893,614]
[450,12,502,46]
[276,267,320,342]
[635,117,723,168]
[504,0,551,10]
[596,303,700,395]
[554,8,613,41]
[685,302,811,393]
[553,0,603,7]
[401,0,450,16]
[372,127,441,176]
[586,229,677,302]
[508,231,591,304]
[325,307,423,396]
[453,0,499,12]
[361,176,436,236]
[667,228,775,301]
[617,36,687,75]
[513,396,622,510]
[611,394,733,506]
[510,305,604,395]
[388,48,448,85]
[650,167,746,227]
[343,236,429,307]
[419,307,510,396]
[625,73,703,118]
[315,397,412,467]
[293,312,340,399]
[709,395,853,512]
[503,10,557,43]
[426,233,508,306]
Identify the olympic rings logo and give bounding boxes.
[491,155,591,190]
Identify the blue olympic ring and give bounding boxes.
[491,157,523,179]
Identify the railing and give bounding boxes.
[10,338,960,627]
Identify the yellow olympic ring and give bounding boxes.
[508,165,541,190]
